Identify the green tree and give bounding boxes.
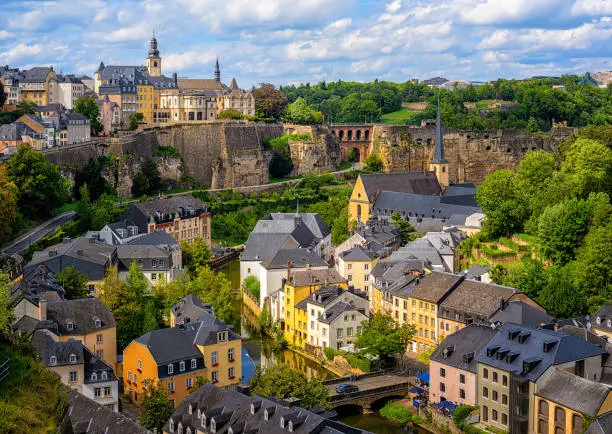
[537,266,586,318]
[283,97,323,124]
[562,138,612,196]
[132,158,161,197]
[218,108,244,120]
[0,164,18,243]
[331,204,351,245]
[243,275,260,301]
[74,156,113,201]
[0,272,11,337]
[573,221,612,306]
[253,83,288,119]
[139,379,175,432]
[7,144,70,217]
[0,80,6,108]
[128,112,144,131]
[142,298,161,334]
[181,237,211,274]
[74,96,103,135]
[526,116,540,133]
[517,150,556,198]
[364,153,384,172]
[55,266,89,300]
[355,312,416,360]
[476,170,529,238]
[391,211,416,245]
[501,257,549,300]
[250,364,329,409]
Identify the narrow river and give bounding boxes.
[218,260,428,434]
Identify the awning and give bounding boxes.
[434,401,458,412]
[408,386,425,394]
[416,372,430,383]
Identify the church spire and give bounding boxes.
[148,31,159,57]
[432,96,447,163]
[214,57,221,83]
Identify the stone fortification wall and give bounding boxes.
[284,124,342,175]
[42,142,106,170]
[373,124,575,184]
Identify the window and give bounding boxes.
[347,327,353,337]
[128,371,132,382]
[228,348,234,361]
[168,381,175,392]
[364,274,369,282]
[228,367,235,378]
[137,359,143,370]
[133,374,138,384]
[483,406,488,422]
[403,301,408,309]
[483,368,489,379]
[352,314,356,321]
[50,356,57,365]
[337,329,343,338]
[69,371,78,382]
[101,371,107,380]
[168,364,174,375]
[151,273,157,280]
[95,387,102,398]
[357,326,361,334]
[492,390,498,401]
[572,414,583,434]
[439,382,446,392]
[459,389,466,399]
[180,361,185,372]
[555,407,566,428]
[344,315,348,321]
[440,368,446,378]
[483,386,489,398]
[492,409,498,421]
[502,394,508,405]
[347,263,352,270]
[96,334,103,344]
[420,302,423,308]
[311,321,315,330]
[211,352,218,365]
[212,371,218,383]
[493,372,498,383]
[348,274,352,281]
[186,377,192,389]
[67,322,74,331]
[323,327,327,336]
[502,375,508,386]
[459,374,465,384]
[69,353,77,364]
[502,413,508,426]
[95,319,102,328]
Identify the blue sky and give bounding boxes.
[0,0,611,87]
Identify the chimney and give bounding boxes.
[287,261,292,280]
[39,299,47,321]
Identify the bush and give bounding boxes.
[243,276,261,301]
[153,145,181,158]
[380,402,420,424]
[322,348,373,372]
[480,244,516,259]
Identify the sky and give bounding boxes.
[0,0,611,87]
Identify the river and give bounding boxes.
[218,260,426,434]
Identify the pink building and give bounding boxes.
[429,324,496,406]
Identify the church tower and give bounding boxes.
[214,58,221,83]
[146,31,162,77]
[429,97,449,188]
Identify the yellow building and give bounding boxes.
[592,305,612,340]
[535,369,612,434]
[429,98,449,188]
[281,269,347,348]
[336,245,378,295]
[19,67,57,106]
[137,83,155,124]
[123,317,241,407]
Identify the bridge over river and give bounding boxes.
[324,371,415,413]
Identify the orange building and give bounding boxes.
[123,315,241,407]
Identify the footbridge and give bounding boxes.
[324,371,413,413]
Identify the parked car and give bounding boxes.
[335,384,359,394]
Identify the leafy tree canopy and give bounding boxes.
[364,153,384,172]
[253,83,288,120]
[139,379,175,432]
[181,237,211,274]
[0,272,11,337]
[74,97,103,135]
[0,164,18,244]
[355,312,415,360]
[391,211,416,245]
[218,108,244,120]
[283,97,324,125]
[55,266,89,300]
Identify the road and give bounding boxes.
[327,373,412,397]
[2,211,77,256]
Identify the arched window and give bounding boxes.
[91,372,98,381]
[348,130,353,140]
[539,400,549,416]
[365,130,369,140]
[357,204,362,220]
[101,371,107,380]
[356,130,361,140]
[555,406,566,429]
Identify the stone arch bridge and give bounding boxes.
[328,124,374,163]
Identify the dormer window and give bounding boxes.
[168,364,174,374]
[186,428,191,434]
[94,319,101,328]
[180,361,185,372]
[608,320,612,328]
[189,404,193,415]
[91,372,98,381]
[178,423,183,434]
[169,419,175,433]
[211,419,217,433]
[280,417,285,428]
[288,421,294,432]
[67,322,74,331]
[50,356,57,365]
[101,371,107,380]
[69,353,77,364]
[191,359,197,369]
[596,316,602,325]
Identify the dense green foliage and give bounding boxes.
[253,83,288,120]
[355,312,416,360]
[181,237,211,274]
[243,275,261,301]
[282,77,612,130]
[0,272,11,337]
[249,364,329,409]
[128,112,144,131]
[74,157,114,201]
[263,134,306,178]
[7,145,70,218]
[364,153,384,172]
[391,211,416,245]
[0,101,37,125]
[0,164,18,245]
[132,158,161,197]
[283,97,324,124]
[323,347,375,372]
[55,266,88,300]
[139,380,175,432]
[482,128,612,317]
[152,145,181,158]
[218,108,244,120]
[380,402,421,424]
[74,96,103,135]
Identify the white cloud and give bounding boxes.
[0,43,43,63]
[164,50,216,71]
[386,0,402,13]
[460,0,570,25]
[104,23,151,42]
[0,30,11,40]
[571,0,612,16]
[351,59,386,73]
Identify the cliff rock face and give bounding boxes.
[284,124,342,175]
[372,125,575,184]
[104,156,142,198]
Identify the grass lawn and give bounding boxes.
[381,108,421,125]
[336,162,352,171]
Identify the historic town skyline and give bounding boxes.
[0,0,611,87]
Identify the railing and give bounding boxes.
[0,352,10,383]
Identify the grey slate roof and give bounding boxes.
[134,316,239,370]
[319,301,366,324]
[295,286,365,310]
[171,294,214,325]
[288,268,346,288]
[262,249,327,270]
[373,191,481,221]
[340,246,376,262]
[123,196,209,233]
[46,298,116,335]
[21,66,53,83]
[83,346,117,384]
[163,383,367,434]
[359,172,442,201]
[67,389,149,434]
[268,213,331,238]
[409,271,463,303]
[430,324,497,373]
[464,265,490,280]
[116,245,171,271]
[476,323,608,382]
[127,230,179,247]
[593,304,612,334]
[536,368,611,416]
[489,300,553,328]
[11,264,65,307]
[32,329,84,367]
[586,412,612,434]
[242,233,299,261]
[14,315,58,337]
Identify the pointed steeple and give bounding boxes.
[96,61,105,73]
[149,31,159,57]
[229,77,239,90]
[432,96,447,163]
[214,57,221,83]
